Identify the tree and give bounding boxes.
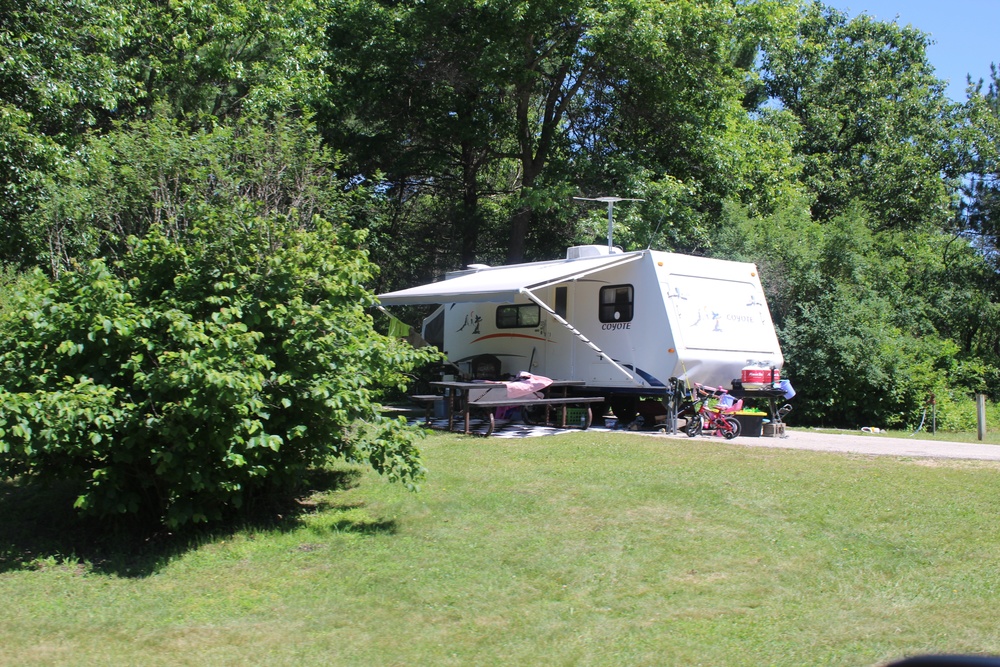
[0,214,438,527]
[324,0,519,270]
[0,0,134,264]
[1,0,332,270]
[761,2,961,231]
[714,199,1000,426]
[26,112,342,275]
[121,0,329,121]
[963,64,1000,259]
[1,109,441,527]
[325,0,796,268]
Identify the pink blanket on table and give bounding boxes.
[504,372,553,399]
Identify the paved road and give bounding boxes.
[688,429,1000,461]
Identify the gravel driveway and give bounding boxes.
[687,428,1000,461]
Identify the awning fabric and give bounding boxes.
[377,253,643,306]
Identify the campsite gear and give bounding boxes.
[741,364,780,390]
[779,379,796,399]
[429,379,602,436]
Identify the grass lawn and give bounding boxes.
[3,430,1000,666]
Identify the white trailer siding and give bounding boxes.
[654,253,782,387]
[441,298,549,376]
[557,255,673,388]
[380,247,783,393]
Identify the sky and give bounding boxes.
[823,0,1000,101]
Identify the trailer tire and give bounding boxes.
[610,397,639,424]
[521,404,546,425]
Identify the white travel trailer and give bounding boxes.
[377,245,783,414]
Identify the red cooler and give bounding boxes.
[742,366,780,390]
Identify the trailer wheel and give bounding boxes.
[609,397,639,424]
[521,404,546,426]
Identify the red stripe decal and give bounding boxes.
[472,333,548,343]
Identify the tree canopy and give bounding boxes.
[2,0,1000,485]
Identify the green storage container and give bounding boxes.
[565,407,587,427]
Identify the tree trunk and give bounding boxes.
[506,162,541,264]
[505,27,587,265]
[506,204,531,264]
[459,140,482,268]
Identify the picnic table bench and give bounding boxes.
[410,394,445,426]
[423,380,604,436]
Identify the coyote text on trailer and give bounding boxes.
[377,245,783,417]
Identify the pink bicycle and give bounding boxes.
[683,384,743,439]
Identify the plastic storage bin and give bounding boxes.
[733,413,764,437]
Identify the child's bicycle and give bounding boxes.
[683,384,743,439]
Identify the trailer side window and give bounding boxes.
[496,304,541,328]
[599,285,633,323]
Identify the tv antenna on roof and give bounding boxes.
[573,196,644,253]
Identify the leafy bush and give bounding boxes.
[780,288,957,428]
[713,201,1000,429]
[923,390,1000,433]
[0,214,439,527]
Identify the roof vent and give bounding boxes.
[567,245,621,260]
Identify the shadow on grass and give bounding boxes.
[0,467,396,579]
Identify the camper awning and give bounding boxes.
[377,253,643,306]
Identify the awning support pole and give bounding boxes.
[522,290,636,384]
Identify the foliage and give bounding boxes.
[963,64,1000,261]
[0,215,440,527]
[0,263,26,312]
[325,0,798,266]
[761,3,961,231]
[0,0,134,263]
[122,0,330,120]
[0,0,330,268]
[26,111,343,274]
[780,287,957,428]
[715,201,995,428]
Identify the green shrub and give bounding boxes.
[924,391,1000,433]
[0,214,439,527]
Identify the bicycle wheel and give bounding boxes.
[722,417,741,440]
[684,417,702,437]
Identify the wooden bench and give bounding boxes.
[410,394,443,425]
[463,395,605,436]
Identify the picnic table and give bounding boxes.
[423,378,604,436]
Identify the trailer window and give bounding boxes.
[496,304,541,328]
[599,285,633,323]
